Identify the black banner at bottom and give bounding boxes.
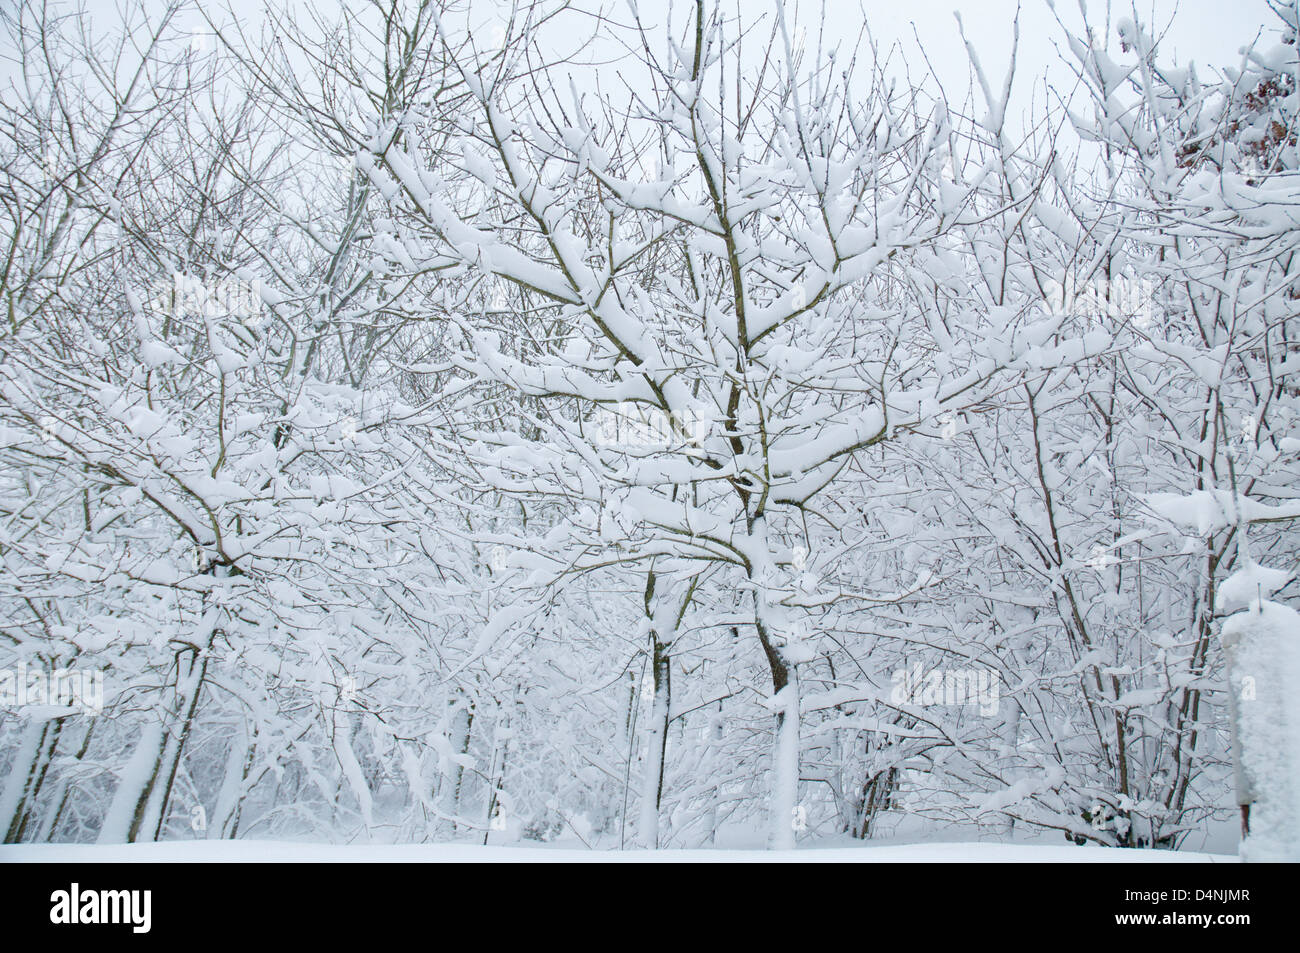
[0,855,1274,942]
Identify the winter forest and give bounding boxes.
[2,0,1299,862]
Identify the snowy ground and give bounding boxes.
[0,841,1236,863]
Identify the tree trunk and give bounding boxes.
[37,719,95,842]
[769,665,800,850]
[135,640,211,842]
[756,612,799,849]
[1,717,62,843]
[100,599,221,843]
[638,633,671,848]
[443,697,473,835]
[211,720,253,839]
[97,719,165,844]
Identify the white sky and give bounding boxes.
[7,0,1279,97]
[596,0,1280,119]
[2,0,1283,156]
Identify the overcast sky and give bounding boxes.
[3,0,1281,161]
[598,0,1280,119]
